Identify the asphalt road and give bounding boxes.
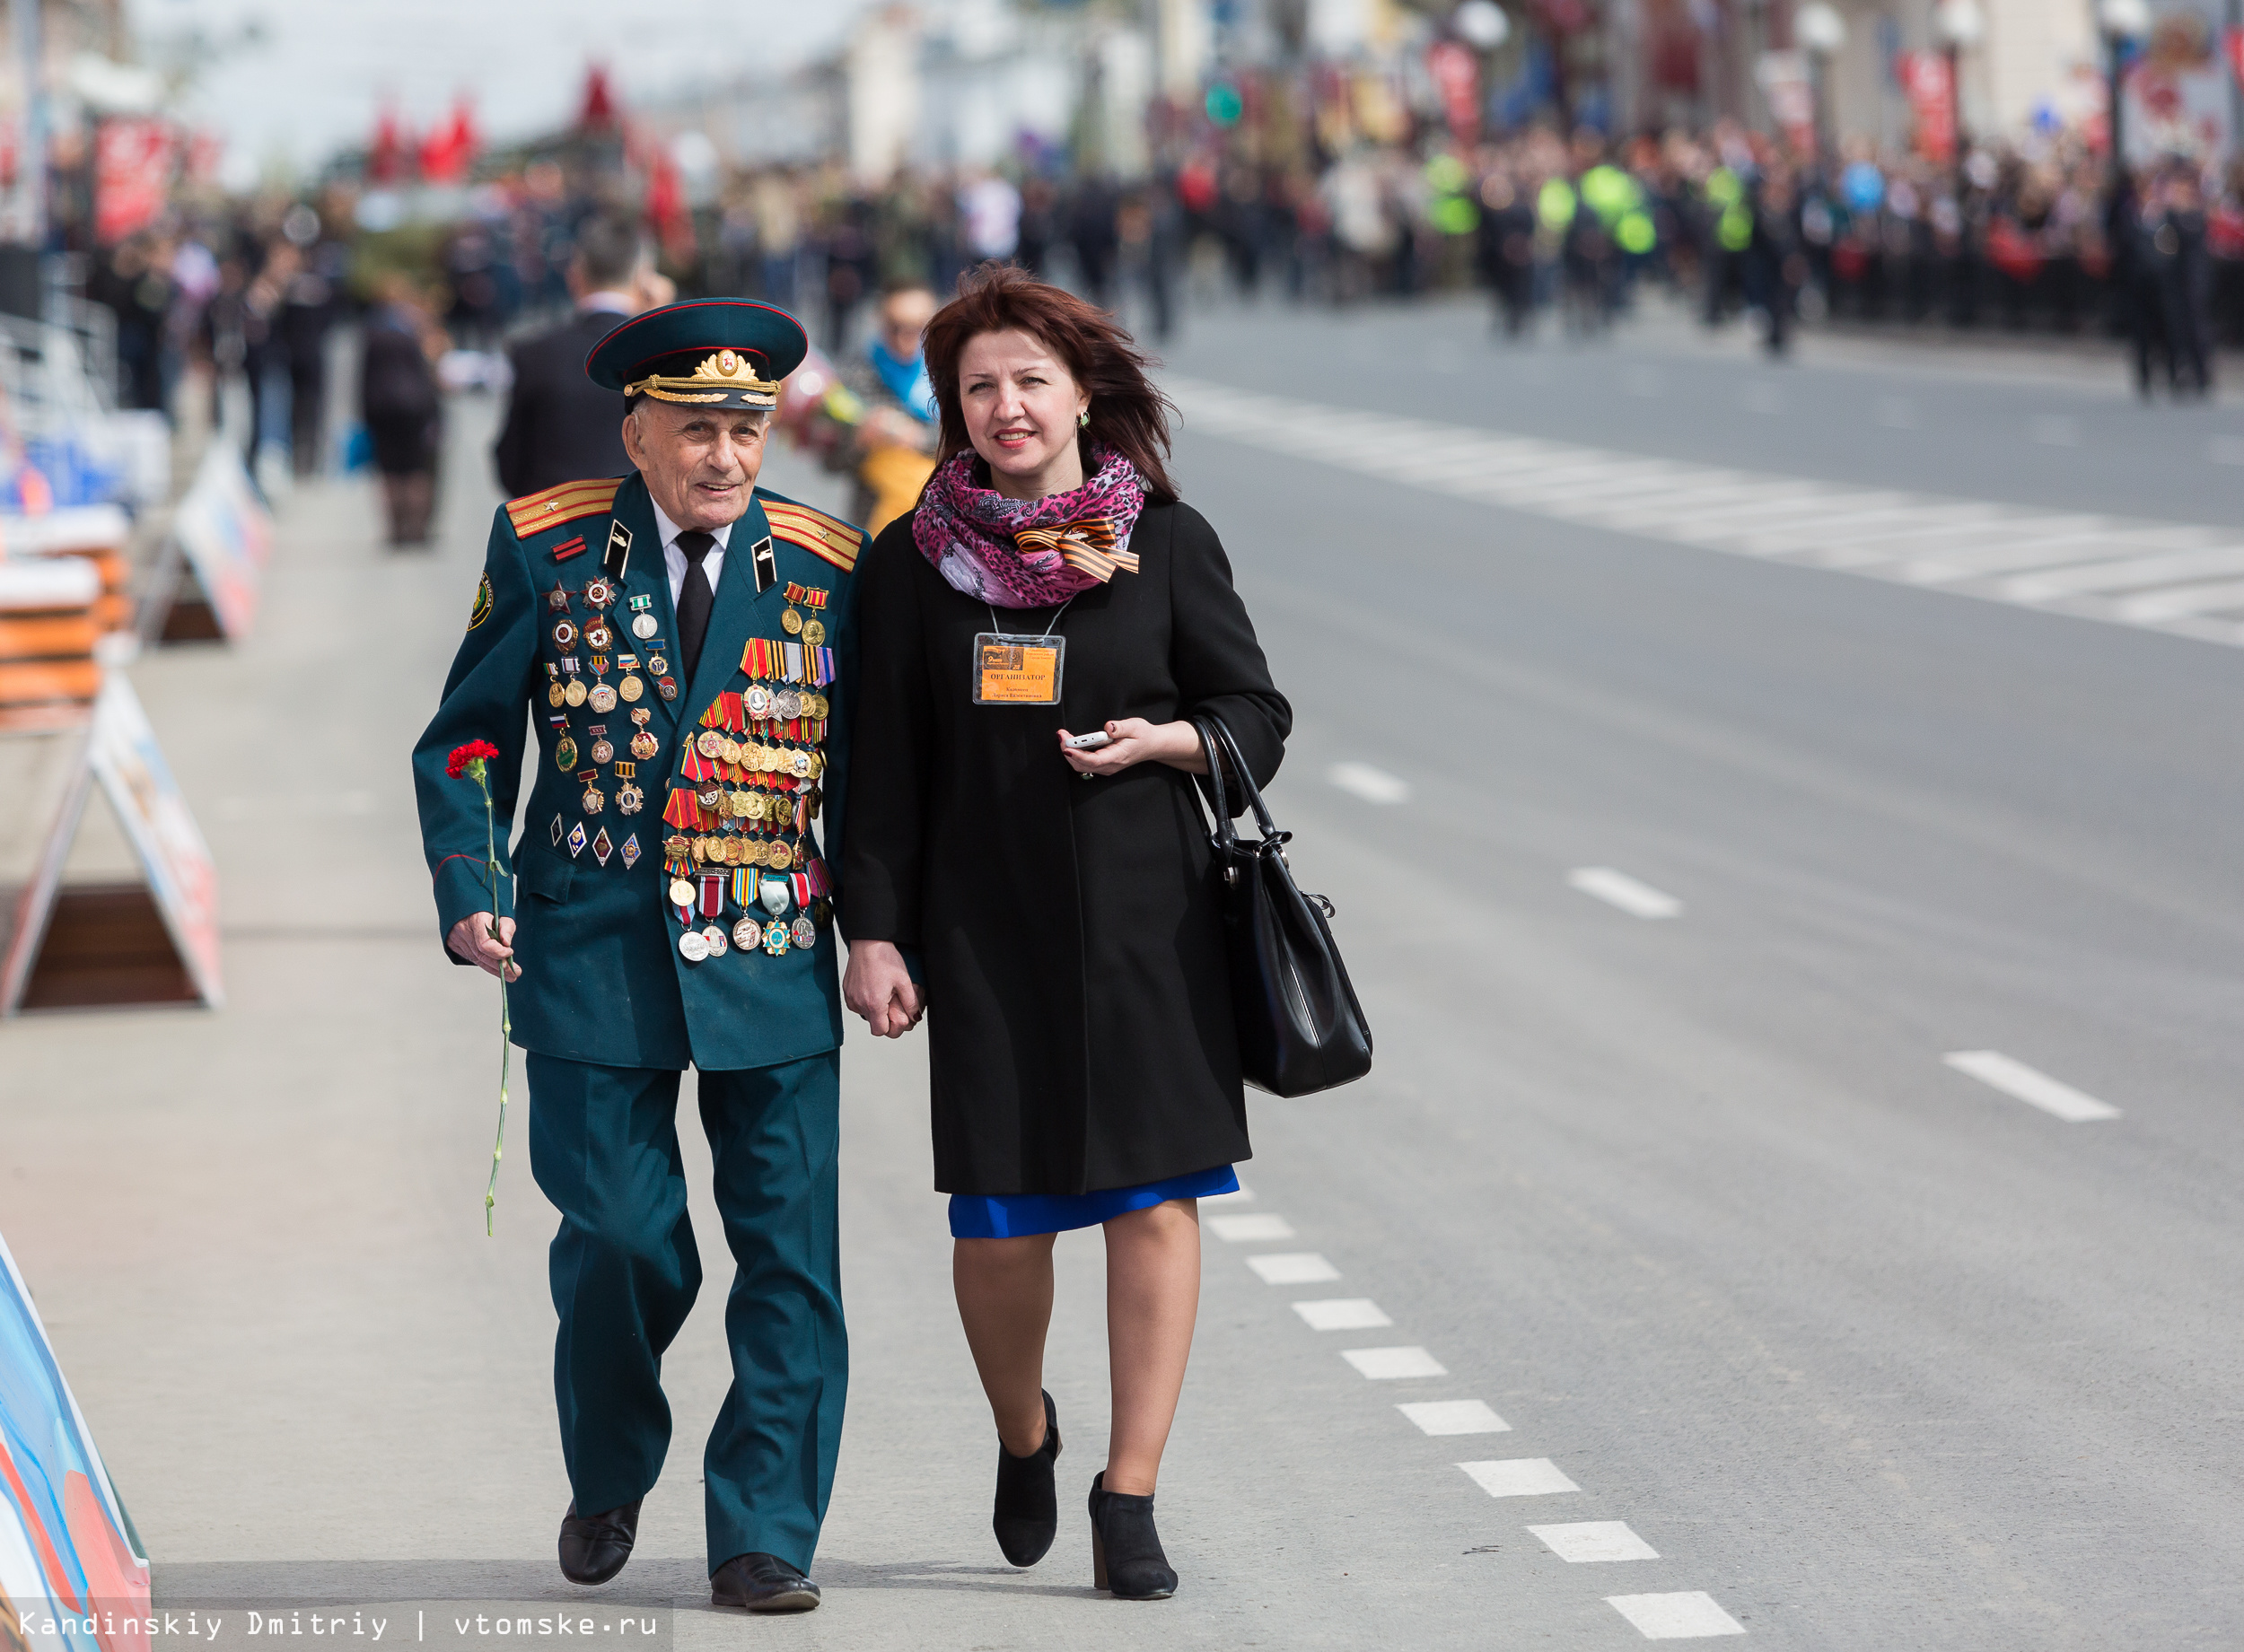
[7,302,2242,1651]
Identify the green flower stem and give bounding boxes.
[477,763,510,1237]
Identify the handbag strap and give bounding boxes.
[1193,717,1240,858]
[1196,712,1283,843]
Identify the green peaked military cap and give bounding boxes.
[584,298,810,410]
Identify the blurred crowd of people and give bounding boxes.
[72,118,2243,523]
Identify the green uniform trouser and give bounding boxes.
[524,1050,846,1576]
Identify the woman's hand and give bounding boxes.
[1057,718,1209,778]
[843,938,925,1037]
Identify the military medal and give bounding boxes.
[552,617,578,650]
[658,677,679,702]
[547,582,572,613]
[585,617,615,652]
[568,821,588,858]
[546,664,565,708]
[791,914,816,949]
[776,687,803,721]
[669,876,695,905]
[781,582,805,635]
[802,587,829,646]
[616,762,642,814]
[703,924,729,957]
[584,577,616,609]
[621,834,641,870]
[629,594,657,640]
[592,827,614,866]
[732,916,762,950]
[745,684,773,720]
[649,653,671,678]
[760,873,793,953]
[617,653,644,702]
[555,728,578,771]
[589,724,614,766]
[679,930,710,962]
[550,815,565,845]
[697,730,724,759]
[562,656,588,707]
[580,770,605,814]
[588,657,618,714]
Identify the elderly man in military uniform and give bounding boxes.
[412,301,869,1613]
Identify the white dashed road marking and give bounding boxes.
[1568,867,1684,920]
[1292,1298,1392,1330]
[1530,1521,1662,1562]
[1168,375,2244,650]
[1458,1458,1581,1498]
[1607,1592,1749,1639]
[1342,1346,1449,1379]
[1248,1252,1342,1284]
[1942,1049,2123,1123]
[1252,1202,1738,1633]
[1207,1212,1297,1242]
[1398,1399,1511,1435]
[1328,761,1412,805]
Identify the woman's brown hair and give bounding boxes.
[922,261,1179,504]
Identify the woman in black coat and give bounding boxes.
[841,263,1287,1599]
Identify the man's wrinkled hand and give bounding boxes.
[448,913,521,982]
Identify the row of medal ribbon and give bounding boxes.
[670,863,833,961]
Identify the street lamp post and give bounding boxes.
[1794,3,1846,164]
[2098,0,2152,184]
[1933,0,1984,169]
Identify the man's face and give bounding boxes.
[881,289,938,360]
[621,400,768,533]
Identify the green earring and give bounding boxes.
[1078,409,1090,428]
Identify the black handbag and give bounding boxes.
[1193,715,1372,1097]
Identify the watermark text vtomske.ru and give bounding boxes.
[22,1609,667,1643]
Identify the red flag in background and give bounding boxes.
[643,141,693,263]
[1900,50,1956,162]
[94,118,179,243]
[369,102,408,185]
[420,100,479,185]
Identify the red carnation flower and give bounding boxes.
[447,739,502,779]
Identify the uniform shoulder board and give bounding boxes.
[506,476,625,540]
[760,495,863,575]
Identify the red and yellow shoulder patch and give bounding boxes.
[505,476,624,539]
[762,499,863,575]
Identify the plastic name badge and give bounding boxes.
[973,632,1065,704]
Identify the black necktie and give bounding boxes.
[675,530,715,683]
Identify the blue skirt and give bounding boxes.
[949,1165,1240,1239]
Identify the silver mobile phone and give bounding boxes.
[1065,730,1113,750]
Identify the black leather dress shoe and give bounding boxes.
[558,1499,641,1586]
[710,1551,821,1613]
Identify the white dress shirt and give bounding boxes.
[651,500,730,611]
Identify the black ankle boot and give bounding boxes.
[1087,1470,1177,1599]
[992,1390,1062,1566]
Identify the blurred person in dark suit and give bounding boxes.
[360,275,446,546]
[2155,163,2215,398]
[493,215,652,497]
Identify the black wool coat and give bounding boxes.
[842,498,1291,1196]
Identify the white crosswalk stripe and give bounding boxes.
[1167,375,2244,650]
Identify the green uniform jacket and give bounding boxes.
[412,471,863,1072]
